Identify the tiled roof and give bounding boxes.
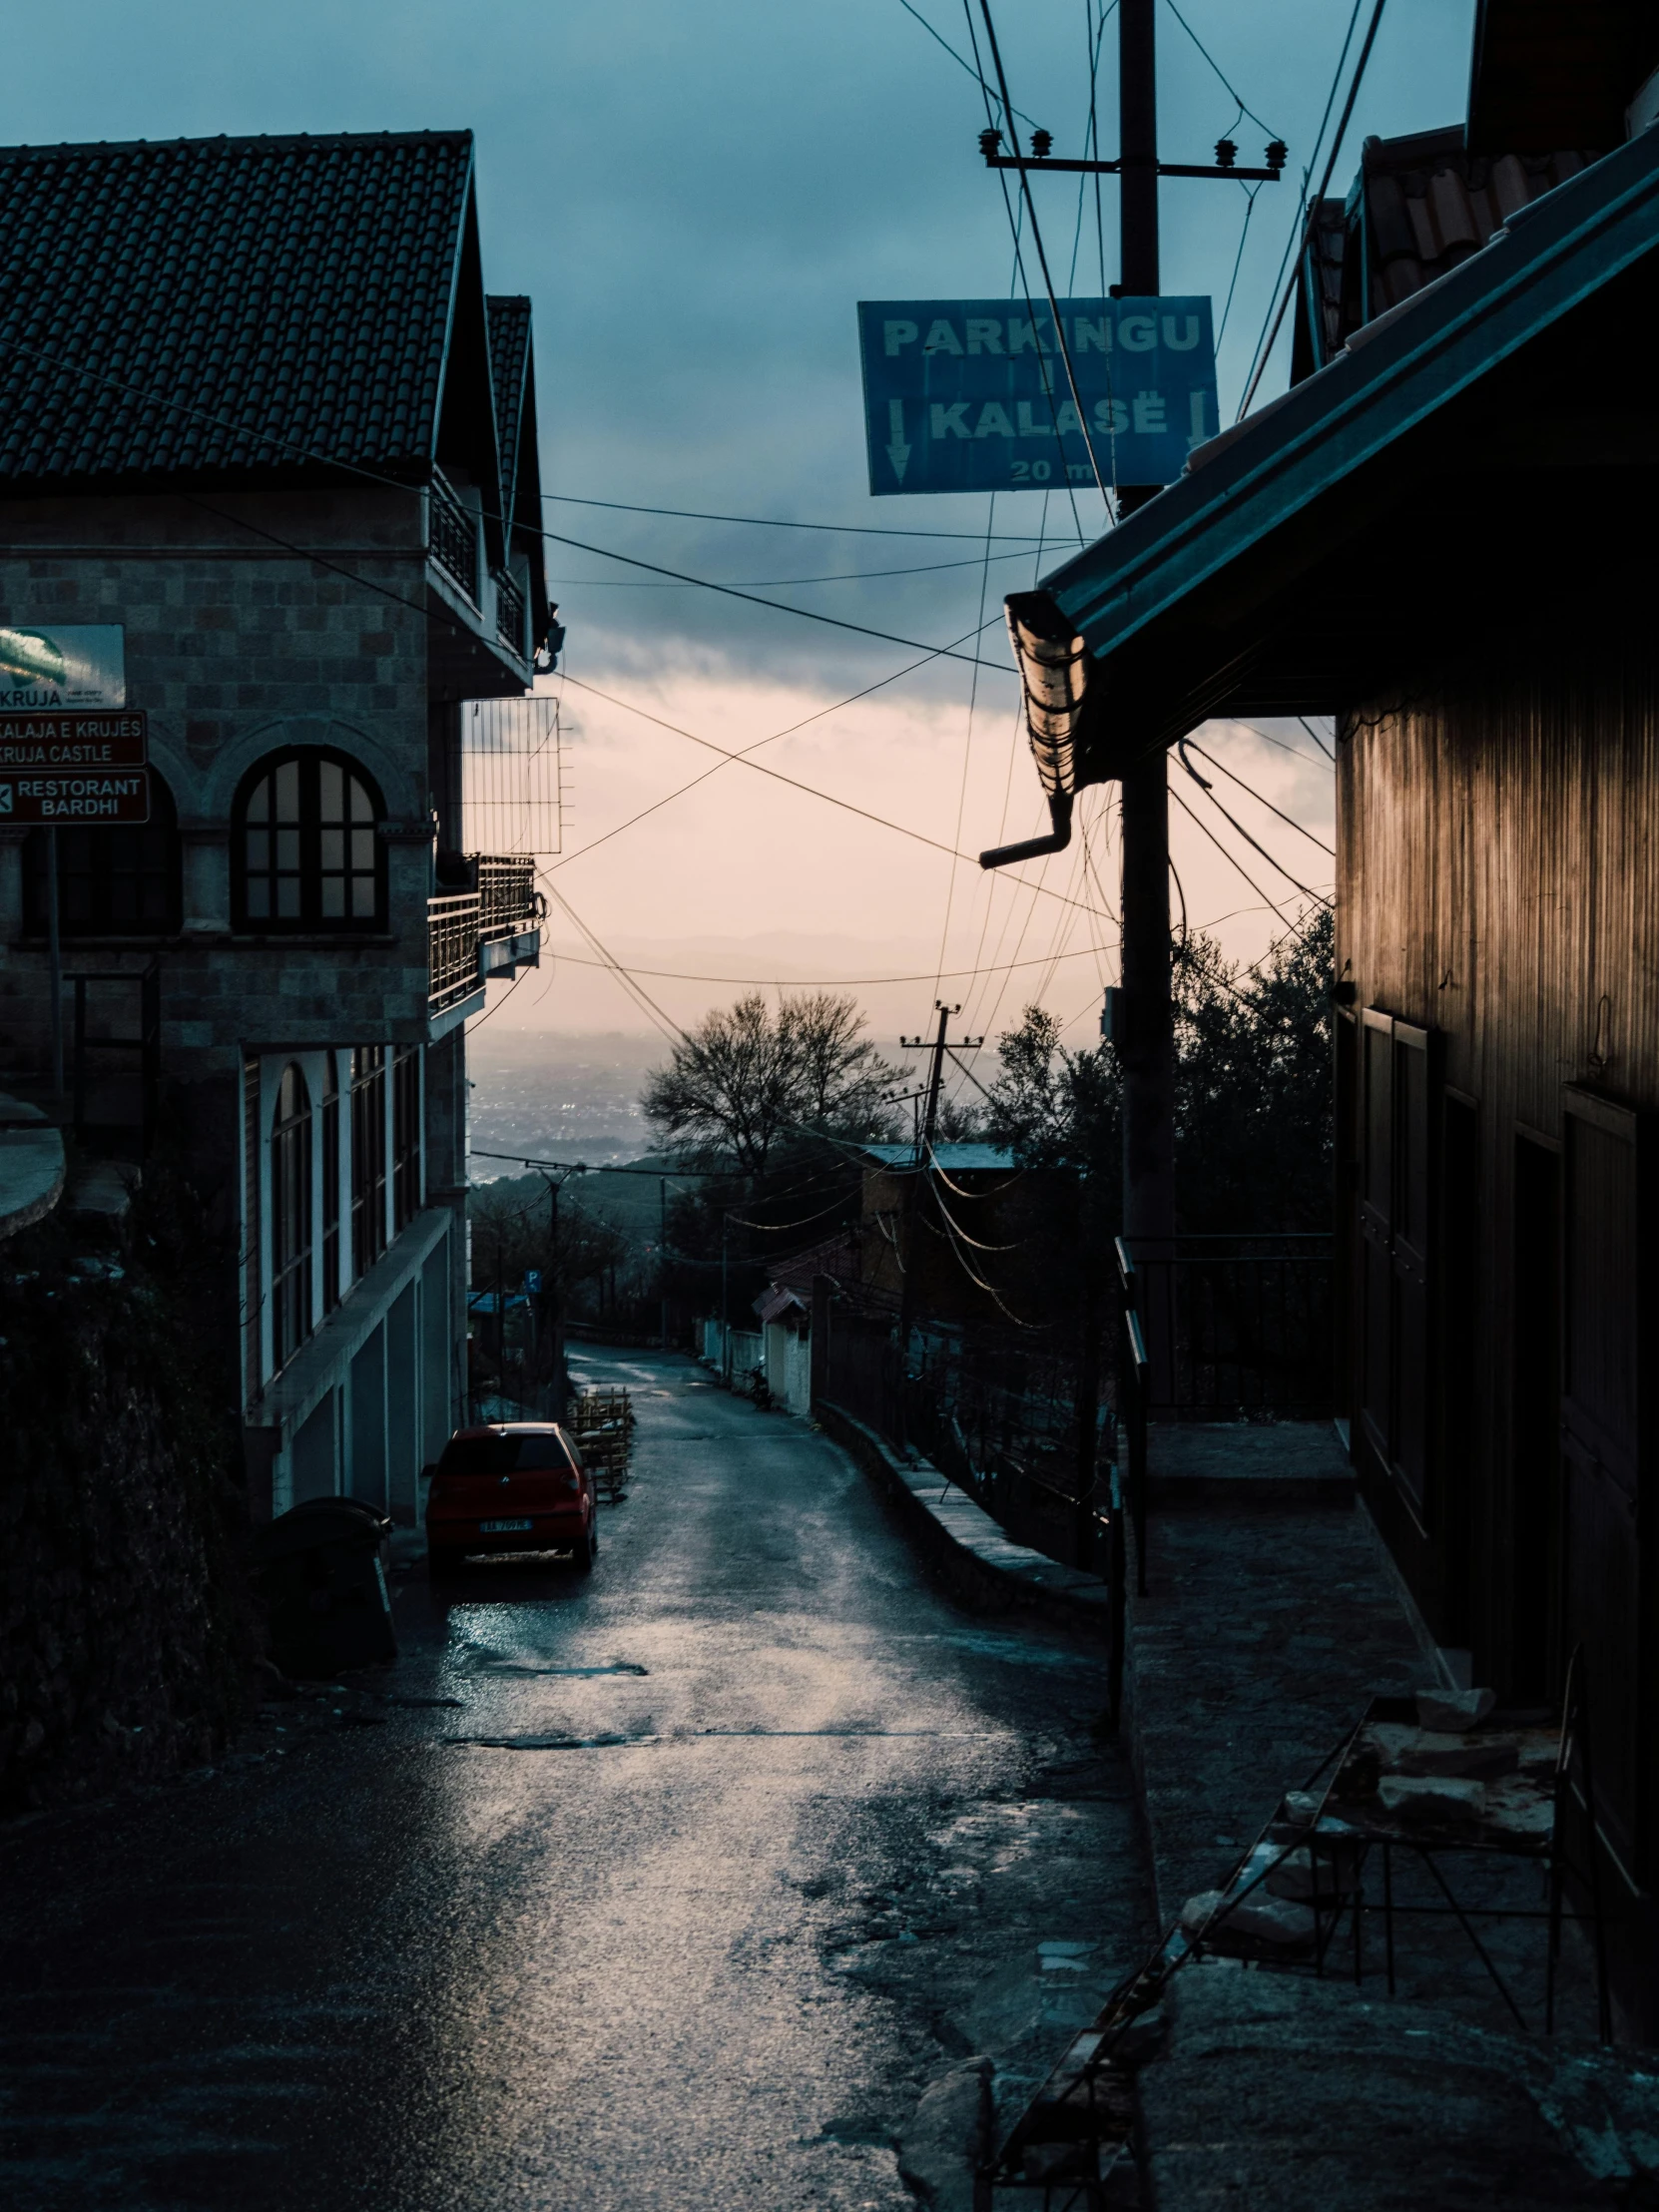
[0,129,475,488]
[1294,128,1592,374]
[486,295,532,488]
[1364,130,1591,310]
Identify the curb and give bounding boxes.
[816,1400,1112,1639]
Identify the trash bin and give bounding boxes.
[253,1496,397,1678]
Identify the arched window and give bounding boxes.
[234,750,385,931]
[272,1063,313,1373]
[22,774,182,936]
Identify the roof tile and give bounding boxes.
[0,129,474,488]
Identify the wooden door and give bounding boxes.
[1560,1089,1649,1878]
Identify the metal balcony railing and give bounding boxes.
[428,892,482,1014]
[476,854,537,942]
[428,857,541,1014]
[493,567,526,656]
[429,472,479,602]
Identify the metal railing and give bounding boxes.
[428,892,481,1013]
[428,471,479,602]
[476,854,537,942]
[492,567,526,655]
[428,857,541,1013]
[1116,1231,1334,1420]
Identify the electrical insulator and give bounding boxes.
[1266,140,1288,174]
[1030,128,1053,160]
[979,128,1002,159]
[1214,139,1238,169]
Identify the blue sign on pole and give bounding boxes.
[856,296,1217,496]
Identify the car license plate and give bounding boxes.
[479,1517,533,1533]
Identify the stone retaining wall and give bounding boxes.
[0,1172,257,1814]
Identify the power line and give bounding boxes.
[1235,0,1364,410]
[537,520,1014,668]
[973,0,1113,507]
[894,0,1042,126]
[548,610,1008,876]
[1298,714,1337,763]
[541,492,1050,543]
[546,545,1044,588]
[1160,0,1280,138]
[557,671,1110,922]
[1177,757,1334,905]
[1237,0,1389,421]
[1183,740,1336,855]
[539,942,1119,986]
[1170,786,1317,942]
[960,0,1093,542]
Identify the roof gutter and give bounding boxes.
[979,591,1087,868]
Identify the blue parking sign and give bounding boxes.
[856,296,1217,495]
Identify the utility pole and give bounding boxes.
[1116,0,1178,1336]
[894,1003,982,1447]
[974,2,1283,1325]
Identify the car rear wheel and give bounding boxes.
[428,1544,465,1580]
[572,1528,595,1573]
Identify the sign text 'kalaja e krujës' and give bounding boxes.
[0,624,126,710]
[856,297,1217,495]
[0,770,151,824]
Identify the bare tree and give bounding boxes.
[642,991,900,1174]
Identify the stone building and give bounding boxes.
[0,128,549,1519]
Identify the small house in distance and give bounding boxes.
[0,129,551,1521]
[990,11,1659,2033]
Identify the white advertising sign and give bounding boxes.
[0,625,126,710]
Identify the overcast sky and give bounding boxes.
[12,1,1474,1042]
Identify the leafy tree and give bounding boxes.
[986,905,1333,1232]
[642,990,901,1175]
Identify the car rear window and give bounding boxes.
[438,1432,574,1474]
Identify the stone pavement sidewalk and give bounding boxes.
[1120,1423,1658,2209]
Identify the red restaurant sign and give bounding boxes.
[0,708,148,770]
[0,769,151,824]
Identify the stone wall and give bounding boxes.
[0,486,438,1086]
[0,1170,257,1814]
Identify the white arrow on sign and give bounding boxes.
[885,399,910,484]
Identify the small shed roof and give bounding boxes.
[0,129,486,492]
[859,1142,1016,1173]
[1039,123,1659,778]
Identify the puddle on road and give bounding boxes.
[469,1659,650,1679]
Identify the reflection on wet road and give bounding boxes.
[0,1350,1148,2209]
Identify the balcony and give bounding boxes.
[492,567,526,657]
[427,855,542,1028]
[428,471,480,603]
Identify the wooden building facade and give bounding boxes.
[994,8,1659,2030]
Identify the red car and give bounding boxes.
[424,1422,598,1577]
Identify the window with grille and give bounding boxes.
[235,751,385,931]
[392,1046,422,1232]
[23,774,182,936]
[321,1055,341,1314]
[271,1063,313,1374]
[351,1047,388,1278]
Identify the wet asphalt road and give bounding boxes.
[0,1350,1149,2210]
